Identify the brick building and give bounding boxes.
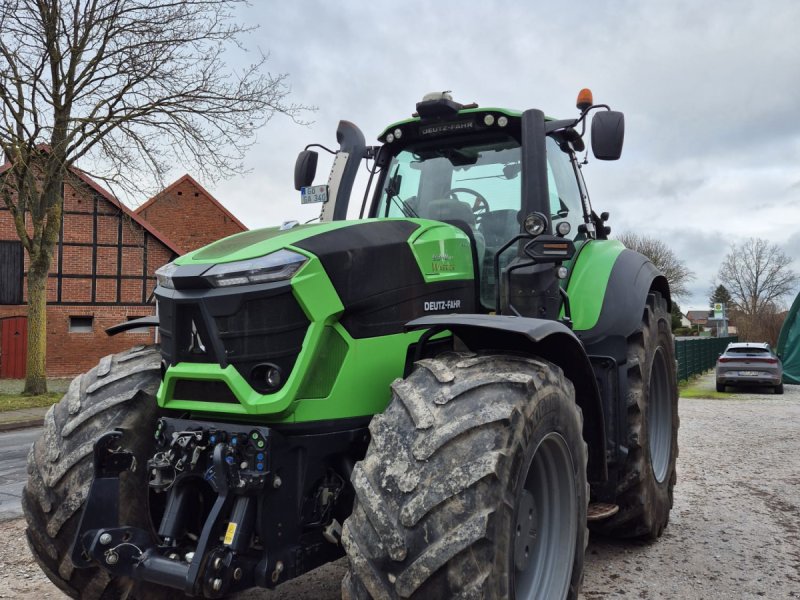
[0,168,246,377]
[136,174,247,254]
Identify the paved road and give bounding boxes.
[0,427,41,521]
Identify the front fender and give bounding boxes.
[406,314,607,482]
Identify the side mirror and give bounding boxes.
[294,150,318,191]
[591,111,625,160]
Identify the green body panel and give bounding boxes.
[408,222,475,283]
[290,328,422,422]
[565,239,625,331]
[157,219,473,423]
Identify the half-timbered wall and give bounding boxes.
[0,170,178,376]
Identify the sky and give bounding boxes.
[148,0,800,312]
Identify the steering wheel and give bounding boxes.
[449,187,490,223]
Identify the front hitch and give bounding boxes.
[71,426,264,597]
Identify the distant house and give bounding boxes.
[0,168,246,378]
[686,310,711,328]
[679,313,691,327]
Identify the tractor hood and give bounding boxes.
[160,219,476,294]
[153,218,478,422]
[170,219,477,289]
[176,221,355,265]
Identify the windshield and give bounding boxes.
[374,133,584,308]
[376,136,522,219]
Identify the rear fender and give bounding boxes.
[571,245,670,355]
[407,314,607,482]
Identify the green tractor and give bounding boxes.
[24,90,678,599]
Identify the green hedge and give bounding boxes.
[674,336,738,381]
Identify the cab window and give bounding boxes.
[546,136,583,239]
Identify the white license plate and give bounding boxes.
[301,185,328,204]
[738,370,760,376]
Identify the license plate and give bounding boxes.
[301,185,328,205]
[738,370,760,376]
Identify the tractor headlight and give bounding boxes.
[155,262,179,289]
[202,249,307,288]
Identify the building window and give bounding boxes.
[69,316,94,333]
[126,316,150,334]
[0,241,23,305]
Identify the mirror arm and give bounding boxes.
[304,143,337,155]
[546,104,613,137]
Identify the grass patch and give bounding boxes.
[678,374,733,399]
[679,386,733,400]
[0,392,62,412]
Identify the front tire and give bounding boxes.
[342,352,588,599]
[591,291,679,539]
[22,345,163,599]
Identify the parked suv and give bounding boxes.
[716,342,783,394]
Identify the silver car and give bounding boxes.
[715,342,783,394]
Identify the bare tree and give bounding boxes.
[717,238,798,317]
[616,232,695,299]
[0,0,310,394]
[730,304,787,347]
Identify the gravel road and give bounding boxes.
[2,379,798,599]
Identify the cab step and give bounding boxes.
[587,502,619,521]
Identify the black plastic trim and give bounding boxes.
[521,109,550,231]
[105,315,159,336]
[332,121,367,221]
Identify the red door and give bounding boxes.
[0,317,27,378]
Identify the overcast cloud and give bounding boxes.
[151,0,800,312]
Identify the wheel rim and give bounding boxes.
[647,346,672,483]
[513,432,577,600]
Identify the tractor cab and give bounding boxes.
[296,89,624,312]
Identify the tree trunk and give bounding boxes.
[23,265,49,395]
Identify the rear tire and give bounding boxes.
[22,345,166,599]
[590,292,679,539]
[342,352,588,599]
[775,383,784,394]
[716,381,725,393]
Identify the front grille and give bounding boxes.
[173,379,239,404]
[157,283,311,396]
[215,294,308,360]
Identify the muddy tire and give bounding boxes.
[22,345,164,599]
[591,292,679,539]
[342,352,588,599]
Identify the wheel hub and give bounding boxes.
[513,432,577,600]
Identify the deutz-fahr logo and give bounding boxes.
[420,120,474,136]
[424,299,462,311]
